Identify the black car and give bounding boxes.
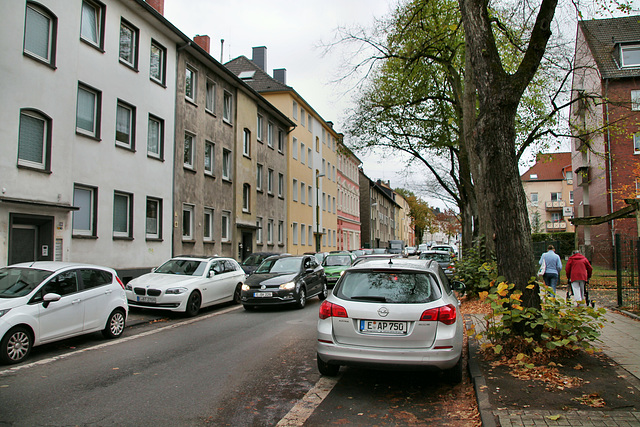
[240,252,280,275]
[241,255,328,310]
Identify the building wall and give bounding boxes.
[523,179,575,233]
[337,145,361,250]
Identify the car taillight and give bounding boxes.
[319,301,348,319]
[420,304,457,325]
[116,276,125,290]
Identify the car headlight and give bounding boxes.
[340,271,345,276]
[165,287,188,295]
[125,283,133,291]
[279,281,295,290]
[241,284,250,291]
[0,308,10,318]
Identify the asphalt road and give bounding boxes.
[0,299,475,426]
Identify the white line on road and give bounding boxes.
[276,375,340,426]
[0,305,241,376]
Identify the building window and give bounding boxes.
[551,212,562,223]
[256,217,263,244]
[308,226,313,246]
[293,101,298,119]
[73,185,96,236]
[115,100,135,149]
[243,129,251,157]
[307,148,312,168]
[150,40,166,85]
[292,137,298,159]
[300,143,306,164]
[80,0,104,49]
[551,192,562,201]
[267,122,274,148]
[182,204,194,240]
[222,149,231,180]
[204,208,214,241]
[147,115,163,159]
[204,141,214,175]
[632,90,640,111]
[278,221,284,244]
[223,91,232,123]
[24,3,57,66]
[146,197,161,239]
[76,84,101,138]
[185,65,197,102]
[301,224,306,245]
[257,114,263,141]
[278,129,284,152]
[113,191,132,238]
[565,171,573,181]
[243,184,250,213]
[256,164,263,191]
[316,136,320,152]
[205,79,216,113]
[184,133,194,169]
[278,173,284,197]
[292,179,298,201]
[634,133,640,154]
[221,211,230,242]
[267,219,274,244]
[267,169,274,194]
[308,186,312,206]
[301,108,305,126]
[118,19,138,69]
[18,109,51,171]
[621,44,640,68]
[569,191,574,205]
[292,222,298,245]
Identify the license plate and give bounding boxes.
[360,320,408,334]
[137,296,156,303]
[254,292,273,298]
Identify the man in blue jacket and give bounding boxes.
[539,245,562,294]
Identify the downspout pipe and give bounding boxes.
[605,80,616,248]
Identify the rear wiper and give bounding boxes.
[351,295,387,302]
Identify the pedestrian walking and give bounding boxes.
[539,245,562,294]
[565,249,593,306]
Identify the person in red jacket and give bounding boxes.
[565,250,593,306]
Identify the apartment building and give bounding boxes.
[337,142,361,251]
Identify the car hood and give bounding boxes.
[128,273,202,289]
[0,296,30,310]
[323,266,348,274]
[246,272,298,287]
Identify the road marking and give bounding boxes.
[276,375,340,426]
[0,305,241,376]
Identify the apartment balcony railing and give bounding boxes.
[545,200,566,210]
[546,221,567,231]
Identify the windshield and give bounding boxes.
[255,257,301,274]
[372,248,387,254]
[335,271,442,304]
[0,267,52,298]
[420,253,451,263]
[323,255,352,267]
[242,254,267,266]
[155,259,207,276]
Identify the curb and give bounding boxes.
[465,316,497,427]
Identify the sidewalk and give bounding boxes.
[468,309,640,427]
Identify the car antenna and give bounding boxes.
[388,258,393,265]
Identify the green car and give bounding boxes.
[322,253,356,287]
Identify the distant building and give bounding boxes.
[337,143,361,251]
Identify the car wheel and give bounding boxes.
[296,287,306,309]
[233,284,242,304]
[185,291,202,317]
[243,304,255,311]
[318,280,328,301]
[0,326,32,365]
[102,308,126,339]
[317,353,340,376]
[444,355,463,384]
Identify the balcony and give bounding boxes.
[575,166,590,187]
[545,200,566,210]
[546,221,567,231]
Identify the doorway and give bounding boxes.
[242,232,253,262]
[9,214,54,265]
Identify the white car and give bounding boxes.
[0,262,128,365]
[125,256,246,316]
[317,258,466,382]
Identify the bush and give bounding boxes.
[454,237,495,297]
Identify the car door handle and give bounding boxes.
[72,299,81,304]
[104,289,113,294]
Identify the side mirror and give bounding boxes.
[42,292,61,308]
[451,281,466,292]
[208,270,216,278]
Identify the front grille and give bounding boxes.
[147,289,161,296]
[134,287,146,296]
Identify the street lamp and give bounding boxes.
[315,171,325,252]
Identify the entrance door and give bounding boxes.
[242,232,253,262]
[10,225,37,264]
[9,214,54,265]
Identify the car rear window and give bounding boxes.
[421,253,451,263]
[335,270,442,303]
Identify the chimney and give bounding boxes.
[146,0,164,15]
[252,46,267,71]
[273,68,286,84]
[194,35,210,54]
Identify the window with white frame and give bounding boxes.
[256,163,263,191]
[184,133,194,169]
[76,84,100,138]
[203,208,214,241]
[267,122,274,148]
[634,133,640,154]
[292,179,298,201]
[257,114,263,141]
[322,192,326,211]
[147,115,163,159]
[308,226,313,246]
[632,90,640,111]
[278,221,284,244]
[182,204,194,240]
[267,169,274,194]
[243,128,250,157]
[113,191,132,238]
[300,182,306,204]
[118,19,138,69]
[278,129,284,152]
[621,44,640,68]
[24,3,56,66]
[115,100,135,149]
[278,173,284,197]
[223,91,232,123]
[292,137,298,159]
[293,101,298,119]
[146,197,161,239]
[222,149,231,180]
[206,79,216,113]
[300,143,306,164]
[267,219,274,244]
[292,222,298,245]
[256,217,263,244]
[530,193,538,206]
[301,224,306,245]
[73,184,96,236]
[18,109,50,171]
[204,141,214,175]
[551,212,562,223]
[551,192,562,201]
[221,211,230,241]
[150,40,166,85]
[308,186,312,206]
[570,191,574,204]
[185,65,197,102]
[242,184,250,212]
[80,0,104,49]
[636,180,640,198]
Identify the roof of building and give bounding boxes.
[580,15,640,79]
[521,152,572,182]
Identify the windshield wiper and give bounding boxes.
[350,295,387,302]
